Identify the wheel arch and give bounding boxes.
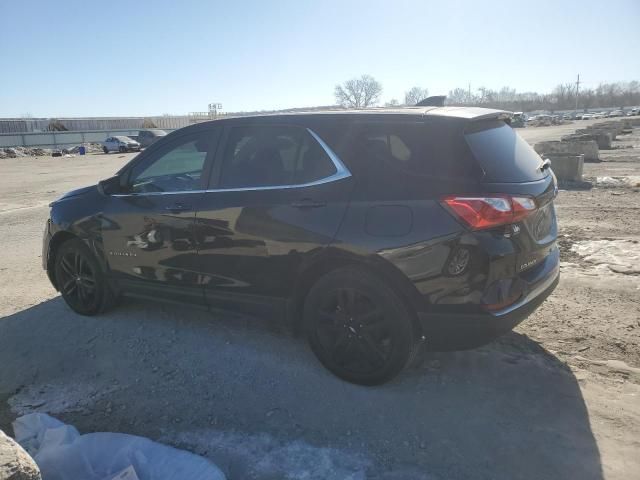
[289,248,426,336]
[47,231,108,290]
[46,231,80,289]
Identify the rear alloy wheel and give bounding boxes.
[305,268,417,385]
[103,146,109,154]
[54,239,116,315]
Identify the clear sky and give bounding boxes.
[1,0,639,117]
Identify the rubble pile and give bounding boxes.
[0,143,103,159]
[1,147,52,158]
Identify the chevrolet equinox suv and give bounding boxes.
[42,107,559,385]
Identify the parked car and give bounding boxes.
[42,107,559,385]
[102,136,141,153]
[593,112,606,119]
[137,129,168,148]
[608,110,624,117]
[581,113,594,120]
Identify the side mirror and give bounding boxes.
[97,175,122,196]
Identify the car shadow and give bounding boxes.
[0,297,603,480]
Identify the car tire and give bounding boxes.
[304,267,418,385]
[54,238,117,316]
[119,146,126,153]
[103,146,109,154]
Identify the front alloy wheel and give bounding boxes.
[54,239,115,315]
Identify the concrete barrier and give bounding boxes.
[534,140,600,162]
[581,127,617,140]
[591,121,623,135]
[548,155,584,182]
[565,132,612,149]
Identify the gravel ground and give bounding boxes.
[1,125,639,479]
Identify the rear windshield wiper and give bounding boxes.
[538,158,552,172]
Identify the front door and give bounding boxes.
[195,124,354,315]
[101,128,220,305]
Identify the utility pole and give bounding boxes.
[468,83,471,104]
[575,74,580,112]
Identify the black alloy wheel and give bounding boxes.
[305,268,417,385]
[103,146,109,154]
[54,239,115,315]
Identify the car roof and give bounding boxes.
[187,106,511,128]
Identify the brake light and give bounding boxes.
[441,195,537,230]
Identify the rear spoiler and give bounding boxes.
[425,107,512,122]
[416,96,446,107]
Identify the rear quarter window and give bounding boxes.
[353,121,480,180]
[464,120,546,183]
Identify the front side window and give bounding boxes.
[128,132,214,193]
[219,125,337,188]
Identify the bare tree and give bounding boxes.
[404,87,429,105]
[385,99,400,107]
[334,75,382,108]
[444,80,640,111]
[447,87,469,104]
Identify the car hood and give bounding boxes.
[51,185,97,204]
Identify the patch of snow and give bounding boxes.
[595,176,640,188]
[571,239,640,275]
[166,429,375,480]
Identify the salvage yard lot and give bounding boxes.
[1,122,639,479]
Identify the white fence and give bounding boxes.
[0,129,175,148]
[0,116,191,135]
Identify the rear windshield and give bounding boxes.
[465,120,546,182]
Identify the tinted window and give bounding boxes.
[128,132,214,193]
[355,122,478,179]
[465,120,546,182]
[219,125,336,188]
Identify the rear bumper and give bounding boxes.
[419,249,559,351]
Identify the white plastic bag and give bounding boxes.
[13,413,225,480]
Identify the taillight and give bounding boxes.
[441,195,537,230]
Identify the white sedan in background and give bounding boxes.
[102,136,141,153]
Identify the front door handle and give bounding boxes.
[165,203,192,213]
[291,199,326,209]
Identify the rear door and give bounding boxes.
[464,120,558,273]
[194,123,354,315]
[101,127,220,305]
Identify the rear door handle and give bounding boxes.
[291,199,326,209]
[165,203,192,213]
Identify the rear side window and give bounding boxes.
[219,125,337,188]
[354,122,479,180]
[465,120,546,182]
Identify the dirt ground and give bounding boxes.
[1,120,639,479]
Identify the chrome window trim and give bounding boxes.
[112,128,351,197]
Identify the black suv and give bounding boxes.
[42,107,559,385]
